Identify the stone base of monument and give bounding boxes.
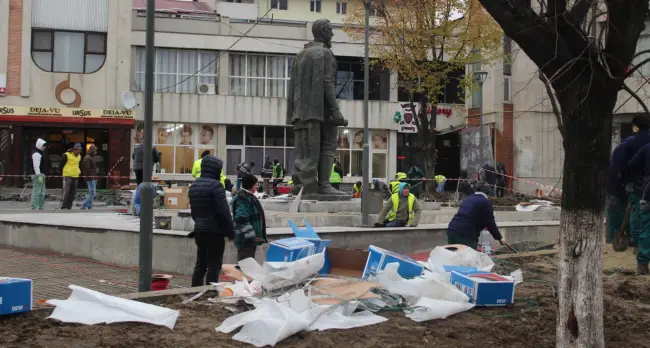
[302,193,352,201]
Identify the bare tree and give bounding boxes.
[477,0,649,347]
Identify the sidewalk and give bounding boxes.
[0,247,190,300]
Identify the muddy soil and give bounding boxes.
[1,250,648,348]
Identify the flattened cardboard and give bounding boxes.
[323,248,370,278]
[309,278,381,305]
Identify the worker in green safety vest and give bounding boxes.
[375,182,421,227]
[435,174,447,193]
[272,159,285,195]
[390,172,408,195]
[330,158,344,190]
[192,150,227,187]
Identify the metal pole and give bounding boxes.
[138,0,155,292]
[361,1,371,227]
[478,83,484,165]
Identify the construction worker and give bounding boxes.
[617,115,650,254]
[606,138,630,244]
[628,137,650,275]
[353,181,362,198]
[192,150,211,178]
[447,181,506,249]
[60,143,82,210]
[407,163,425,197]
[434,174,447,193]
[390,172,408,195]
[272,159,285,195]
[330,158,343,190]
[374,182,421,227]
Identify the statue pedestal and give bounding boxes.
[302,193,352,201]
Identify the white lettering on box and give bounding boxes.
[11,305,23,312]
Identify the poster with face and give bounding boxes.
[337,128,350,149]
[178,124,194,145]
[351,129,364,149]
[134,122,144,144]
[372,130,388,150]
[199,125,216,145]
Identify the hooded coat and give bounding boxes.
[188,156,235,238]
[31,138,47,175]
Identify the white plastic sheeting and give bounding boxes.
[238,252,325,291]
[47,285,179,329]
[217,290,387,347]
[428,246,495,278]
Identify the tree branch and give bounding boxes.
[622,82,650,117]
[567,0,594,26]
[603,0,650,81]
[539,70,565,139]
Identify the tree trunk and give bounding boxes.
[555,82,614,348]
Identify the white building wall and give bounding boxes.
[1,0,132,108]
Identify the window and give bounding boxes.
[504,75,512,103]
[134,47,218,93]
[336,128,388,178]
[310,0,321,12]
[470,61,482,108]
[225,125,294,176]
[270,0,288,10]
[634,28,650,77]
[335,58,390,101]
[229,52,294,97]
[336,2,347,14]
[31,29,106,73]
[140,123,218,174]
[503,36,512,75]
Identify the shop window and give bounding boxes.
[226,149,242,175]
[229,52,293,97]
[335,128,388,179]
[245,147,264,175]
[226,125,244,145]
[32,29,107,73]
[372,153,387,178]
[245,126,264,146]
[157,146,175,174]
[134,47,218,93]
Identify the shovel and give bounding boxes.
[503,242,519,253]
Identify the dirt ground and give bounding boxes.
[1,246,648,348]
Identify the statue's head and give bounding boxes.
[312,19,333,48]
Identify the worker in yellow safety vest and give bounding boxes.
[434,174,447,193]
[374,182,421,227]
[60,143,83,209]
[330,158,343,190]
[390,172,408,194]
[192,150,227,187]
[353,181,362,198]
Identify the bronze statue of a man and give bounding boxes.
[286,19,349,198]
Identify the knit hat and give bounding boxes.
[73,143,82,149]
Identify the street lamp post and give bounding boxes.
[361,0,371,227]
[138,0,155,292]
[474,71,488,165]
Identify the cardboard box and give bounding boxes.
[0,278,32,316]
[266,237,315,262]
[362,245,424,280]
[288,220,332,254]
[309,278,381,305]
[163,186,189,209]
[450,270,515,306]
[320,248,370,277]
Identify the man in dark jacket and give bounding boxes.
[231,174,268,261]
[236,161,254,190]
[495,163,508,197]
[188,156,235,287]
[618,115,650,255]
[132,142,160,185]
[81,145,98,209]
[447,181,505,249]
[457,169,475,198]
[628,138,650,274]
[261,155,274,195]
[480,164,497,196]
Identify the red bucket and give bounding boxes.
[151,274,172,291]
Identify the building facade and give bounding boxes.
[0,0,134,188]
[0,0,469,188]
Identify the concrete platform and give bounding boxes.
[0,212,559,276]
[258,199,442,213]
[163,207,561,230]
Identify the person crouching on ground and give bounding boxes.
[231,174,268,261]
[188,155,234,287]
[374,182,421,228]
[447,181,506,249]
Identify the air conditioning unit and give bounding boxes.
[197,83,216,95]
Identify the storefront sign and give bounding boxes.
[397,102,418,134]
[0,106,135,119]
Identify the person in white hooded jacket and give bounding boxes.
[31,138,47,210]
